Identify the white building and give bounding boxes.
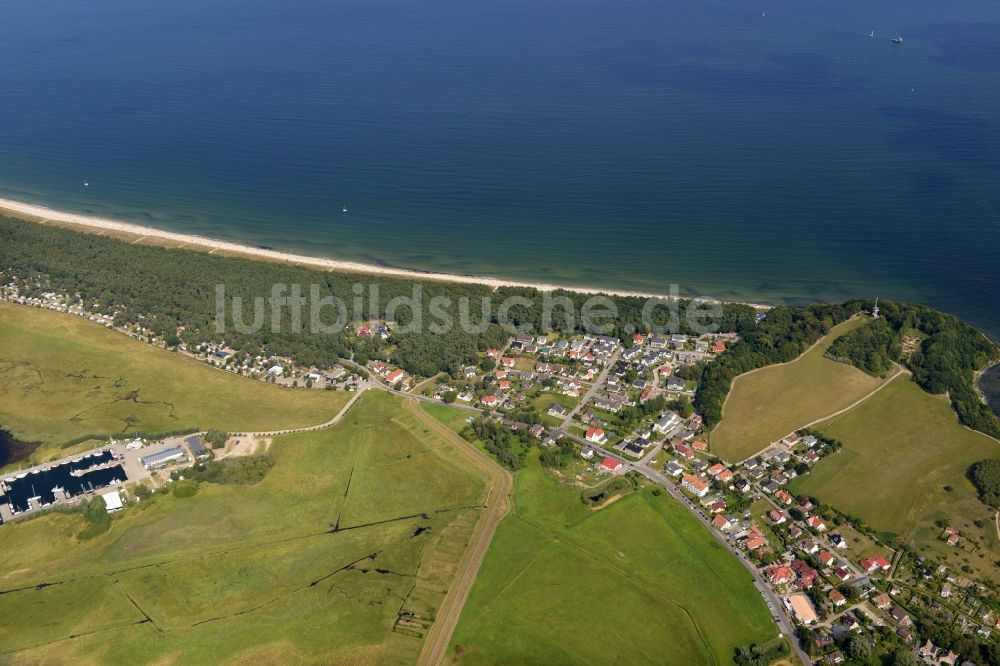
[101,490,124,513]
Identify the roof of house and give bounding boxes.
[600,457,621,471]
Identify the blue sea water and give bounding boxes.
[1,0,999,337]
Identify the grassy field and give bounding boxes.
[0,391,488,663]
[0,301,350,452]
[423,405,776,665]
[789,376,1000,584]
[710,318,891,462]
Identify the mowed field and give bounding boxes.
[789,377,1000,584]
[0,301,350,448]
[0,391,488,663]
[423,405,776,665]
[710,318,891,462]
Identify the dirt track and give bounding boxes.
[407,400,512,666]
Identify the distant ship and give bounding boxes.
[891,33,903,44]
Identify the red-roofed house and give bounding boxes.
[775,489,793,505]
[818,550,834,567]
[633,333,646,345]
[481,395,499,408]
[386,369,406,385]
[690,439,708,451]
[859,557,890,573]
[829,589,847,607]
[711,341,726,353]
[498,380,511,390]
[585,428,607,444]
[682,473,711,497]
[674,443,695,459]
[355,325,372,336]
[745,534,767,551]
[712,514,733,532]
[717,468,734,483]
[500,356,515,368]
[765,565,794,585]
[707,463,726,477]
[768,509,787,524]
[791,559,818,587]
[600,457,623,473]
[807,516,827,532]
[874,555,891,571]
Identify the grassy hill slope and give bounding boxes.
[0,392,487,663]
[789,376,1000,584]
[710,318,890,461]
[0,301,349,451]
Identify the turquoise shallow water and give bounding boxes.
[0,0,998,337]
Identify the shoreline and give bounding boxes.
[0,196,772,308]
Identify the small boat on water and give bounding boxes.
[891,33,903,44]
[869,30,875,37]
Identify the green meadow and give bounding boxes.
[0,301,350,453]
[710,318,890,462]
[423,404,776,666]
[789,376,1000,584]
[0,392,487,664]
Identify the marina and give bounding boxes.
[0,448,128,520]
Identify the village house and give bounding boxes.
[673,443,696,460]
[806,516,827,532]
[664,461,685,477]
[585,428,607,445]
[765,564,794,586]
[859,556,892,574]
[547,403,569,418]
[681,473,711,498]
[712,514,733,532]
[791,559,818,587]
[829,589,847,607]
[599,457,623,473]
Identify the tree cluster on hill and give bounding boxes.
[969,458,1000,508]
[691,304,858,427]
[825,316,900,375]
[831,300,1000,438]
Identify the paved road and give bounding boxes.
[560,433,811,666]
[562,347,621,427]
[308,359,810,664]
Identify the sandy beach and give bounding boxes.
[0,196,769,308]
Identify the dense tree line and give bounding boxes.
[690,304,858,427]
[0,216,752,378]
